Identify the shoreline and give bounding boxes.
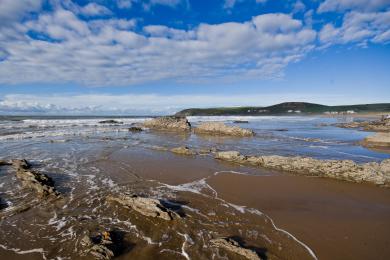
[113,148,390,260]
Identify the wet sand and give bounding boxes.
[1,143,390,259]
[207,173,390,260]
[113,148,390,260]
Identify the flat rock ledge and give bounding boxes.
[107,194,180,220]
[362,132,390,148]
[195,122,254,137]
[210,238,261,260]
[171,146,196,156]
[143,116,191,131]
[215,151,390,187]
[0,159,60,198]
[336,117,390,132]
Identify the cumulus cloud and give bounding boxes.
[0,9,316,86]
[319,11,390,46]
[0,0,43,25]
[318,0,390,13]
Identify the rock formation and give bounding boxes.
[107,194,179,220]
[195,122,254,137]
[362,132,390,148]
[215,151,390,187]
[81,231,115,259]
[336,117,390,132]
[128,126,143,132]
[0,159,60,198]
[210,238,261,260]
[143,116,191,131]
[170,146,196,156]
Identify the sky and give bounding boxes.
[0,0,389,115]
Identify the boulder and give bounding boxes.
[195,122,254,137]
[233,120,249,124]
[143,116,191,131]
[107,195,180,220]
[171,146,196,156]
[210,238,261,260]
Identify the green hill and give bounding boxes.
[175,102,390,116]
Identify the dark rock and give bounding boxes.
[233,120,249,124]
[98,120,123,124]
[0,198,7,210]
[128,127,143,132]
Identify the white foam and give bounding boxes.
[178,233,191,260]
[0,244,47,259]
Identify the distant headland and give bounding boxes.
[175,102,390,116]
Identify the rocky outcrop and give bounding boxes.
[0,159,60,198]
[210,238,261,260]
[336,117,390,132]
[233,120,249,124]
[171,146,196,156]
[143,116,191,131]
[362,132,390,148]
[195,122,254,137]
[215,151,390,187]
[81,231,115,259]
[107,195,179,220]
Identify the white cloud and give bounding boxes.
[0,10,316,86]
[117,0,133,9]
[0,92,377,115]
[224,0,267,9]
[318,0,390,13]
[319,11,390,45]
[78,3,113,17]
[0,0,43,25]
[293,1,306,13]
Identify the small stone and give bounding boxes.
[171,146,196,156]
[107,195,180,221]
[210,237,261,260]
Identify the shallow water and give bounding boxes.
[0,115,389,259]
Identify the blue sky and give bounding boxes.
[0,0,389,115]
